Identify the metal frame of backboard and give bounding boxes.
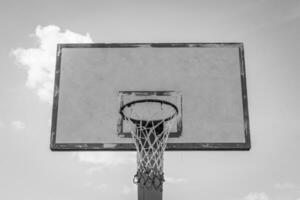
[50,43,250,151]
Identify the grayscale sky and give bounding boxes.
[0,0,299,200]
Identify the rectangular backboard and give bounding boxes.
[50,43,250,151]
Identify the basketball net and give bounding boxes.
[120,100,178,191]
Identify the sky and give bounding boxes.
[0,0,300,200]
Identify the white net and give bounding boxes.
[120,100,178,191]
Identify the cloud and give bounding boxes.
[72,152,135,167]
[165,177,187,184]
[11,120,26,130]
[274,182,300,190]
[12,25,93,103]
[121,185,136,195]
[243,192,269,200]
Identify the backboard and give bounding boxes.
[50,43,250,151]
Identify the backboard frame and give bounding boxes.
[50,43,250,151]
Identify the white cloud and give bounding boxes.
[72,152,135,167]
[243,192,269,200]
[121,185,136,195]
[11,120,26,130]
[12,25,93,103]
[165,177,187,184]
[274,182,300,190]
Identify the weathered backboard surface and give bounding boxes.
[50,43,250,151]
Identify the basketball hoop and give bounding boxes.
[120,99,178,191]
